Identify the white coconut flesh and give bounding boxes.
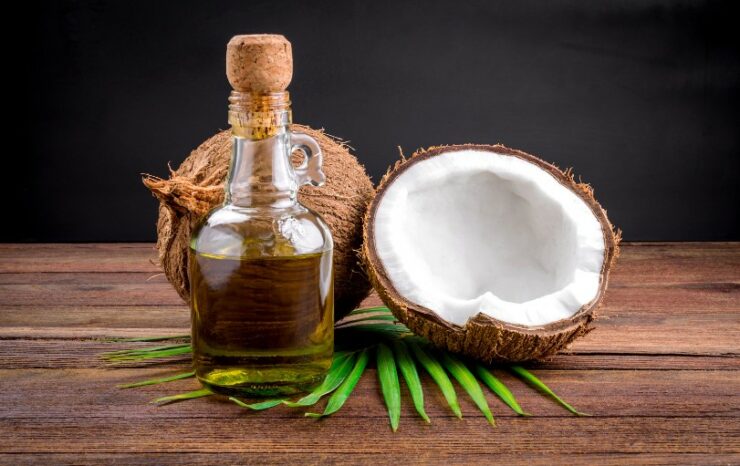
[373,149,607,327]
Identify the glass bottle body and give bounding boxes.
[189,93,333,396]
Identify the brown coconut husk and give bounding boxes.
[362,144,620,363]
[143,124,375,319]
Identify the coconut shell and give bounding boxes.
[143,124,375,320]
[362,144,620,363]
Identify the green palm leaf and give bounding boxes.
[376,343,401,431]
[229,398,284,411]
[282,352,355,407]
[336,314,399,326]
[112,334,191,342]
[474,364,529,416]
[103,344,192,361]
[228,352,355,411]
[345,306,392,317]
[118,371,195,389]
[338,323,412,338]
[103,305,591,431]
[152,388,212,405]
[510,365,589,416]
[104,343,190,356]
[306,348,370,418]
[439,353,495,426]
[407,341,462,419]
[392,340,430,423]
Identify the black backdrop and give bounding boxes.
[9,0,739,242]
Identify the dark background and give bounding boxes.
[8,0,739,242]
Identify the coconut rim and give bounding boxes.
[363,143,618,336]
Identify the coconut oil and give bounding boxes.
[190,251,333,396]
[189,35,333,396]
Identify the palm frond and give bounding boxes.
[439,352,495,426]
[103,306,589,430]
[510,365,589,416]
[392,340,430,423]
[229,398,284,411]
[110,334,190,342]
[305,349,370,418]
[282,352,355,407]
[474,364,529,416]
[376,343,401,431]
[152,388,212,405]
[118,371,195,389]
[407,341,463,419]
[345,306,392,316]
[102,344,192,362]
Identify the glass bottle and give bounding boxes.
[189,90,334,396]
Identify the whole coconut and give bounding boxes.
[143,124,375,319]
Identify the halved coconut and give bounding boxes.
[363,145,619,362]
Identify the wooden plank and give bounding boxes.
[1,338,739,370]
[1,272,737,310]
[358,293,740,356]
[1,368,739,419]
[0,288,738,356]
[573,310,740,355]
[0,305,190,331]
[0,243,160,273]
[0,276,184,306]
[1,368,738,461]
[2,304,737,357]
[526,353,740,370]
[613,244,740,286]
[1,243,738,285]
[2,415,737,456]
[2,453,737,466]
[0,272,171,285]
[623,242,740,256]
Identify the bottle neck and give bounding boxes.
[225,91,298,209]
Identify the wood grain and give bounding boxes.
[2,368,738,418]
[0,243,738,464]
[1,453,738,466]
[2,339,738,370]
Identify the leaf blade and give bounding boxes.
[152,388,212,405]
[377,343,401,431]
[104,345,193,361]
[118,371,195,389]
[474,364,530,416]
[112,334,191,342]
[104,343,191,356]
[227,352,355,411]
[305,348,370,418]
[335,314,399,327]
[510,365,589,416]
[345,306,392,317]
[407,341,462,419]
[229,398,284,411]
[282,351,355,407]
[340,323,411,335]
[392,340,429,423]
[439,353,495,425]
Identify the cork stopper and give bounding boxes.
[226,34,293,93]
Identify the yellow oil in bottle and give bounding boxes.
[190,35,334,396]
[190,250,333,396]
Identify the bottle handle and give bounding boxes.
[290,132,326,186]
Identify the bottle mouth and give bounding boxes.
[229,91,292,139]
[229,91,291,112]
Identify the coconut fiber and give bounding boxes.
[143,124,375,320]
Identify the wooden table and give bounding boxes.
[1,243,738,464]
